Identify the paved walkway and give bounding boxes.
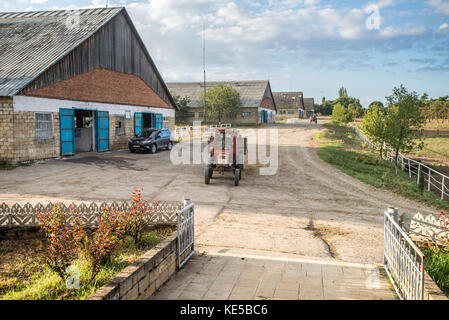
[151,252,396,300]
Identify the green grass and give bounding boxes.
[407,135,449,166]
[0,226,174,300]
[420,245,449,297]
[314,122,449,211]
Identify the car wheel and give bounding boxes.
[167,142,173,150]
[150,144,157,154]
[234,169,240,186]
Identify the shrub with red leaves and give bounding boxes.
[83,207,128,283]
[37,204,86,280]
[125,187,159,245]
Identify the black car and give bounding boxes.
[128,128,173,153]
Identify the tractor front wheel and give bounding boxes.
[234,168,240,186]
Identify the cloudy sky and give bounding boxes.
[1,0,449,106]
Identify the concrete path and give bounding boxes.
[151,251,396,300]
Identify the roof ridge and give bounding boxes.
[0,7,124,17]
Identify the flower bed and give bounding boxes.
[0,226,175,300]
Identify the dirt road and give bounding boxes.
[0,119,439,264]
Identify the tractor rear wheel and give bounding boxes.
[234,168,240,186]
[205,166,211,185]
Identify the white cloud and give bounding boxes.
[426,0,449,15]
[438,22,449,34]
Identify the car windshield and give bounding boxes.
[136,130,156,138]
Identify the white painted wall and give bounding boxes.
[258,106,276,115]
[13,96,175,117]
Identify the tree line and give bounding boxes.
[315,86,364,120]
[420,94,449,124]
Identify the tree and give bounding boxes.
[339,86,348,98]
[361,104,387,159]
[201,84,242,123]
[172,93,192,124]
[331,103,353,124]
[383,85,425,174]
[368,101,384,109]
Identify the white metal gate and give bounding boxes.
[384,209,425,300]
[177,200,195,268]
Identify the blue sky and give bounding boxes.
[1,0,449,106]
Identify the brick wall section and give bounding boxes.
[109,116,133,150]
[89,231,178,300]
[12,111,60,163]
[24,68,174,111]
[260,97,276,111]
[0,97,14,163]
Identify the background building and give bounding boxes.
[0,7,176,164]
[273,92,305,120]
[167,80,276,126]
[303,98,315,117]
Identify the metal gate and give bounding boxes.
[384,209,425,300]
[177,200,195,268]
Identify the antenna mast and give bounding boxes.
[203,22,207,126]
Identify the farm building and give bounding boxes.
[272,92,305,120]
[303,98,315,117]
[0,7,176,164]
[167,81,277,126]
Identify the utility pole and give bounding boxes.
[203,22,207,126]
[106,0,109,8]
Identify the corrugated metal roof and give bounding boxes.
[167,81,270,109]
[273,92,304,109]
[303,98,315,111]
[0,7,123,96]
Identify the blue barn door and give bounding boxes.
[134,112,143,136]
[153,113,163,129]
[95,111,109,152]
[60,108,75,156]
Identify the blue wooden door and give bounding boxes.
[153,113,163,129]
[95,111,109,152]
[60,109,75,156]
[134,112,143,136]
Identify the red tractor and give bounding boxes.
[205,129,247,186]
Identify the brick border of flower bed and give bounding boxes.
[88,230,178,300]
[423,270,448,300]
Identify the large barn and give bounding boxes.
[0,7,176,164]
[167,80,277,126]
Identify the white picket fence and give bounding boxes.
[351,125,449,201]
[174,123,232,140]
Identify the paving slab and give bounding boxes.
[151,252,397,300]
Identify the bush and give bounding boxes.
[125,188,159,245]
[82,208,128,283]
[37,204,85,280]
[331,103,353,124]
